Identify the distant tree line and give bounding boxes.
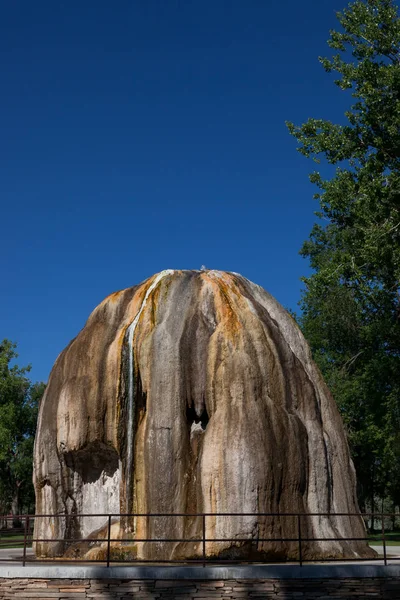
[0,340,45,520]
[287,0,400,524]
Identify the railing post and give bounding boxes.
[382,514,387,566]
[202,514,206,568]
[297,514,303,567]
[22,515,29,567]
[106,515,112,567]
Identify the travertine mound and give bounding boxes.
[34,270,371,560]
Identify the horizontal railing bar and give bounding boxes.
[1,556,396,565]
[6,511,400,518]
[28,539,270,544]
[301,556,400,563]
[0,558,105,563]
[0,557,324,564]
[301,537,373,542]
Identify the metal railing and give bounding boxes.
[0,512,398,567]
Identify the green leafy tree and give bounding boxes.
[0,340,45,519]
[287,0,400,520]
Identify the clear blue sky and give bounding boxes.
[1,0,349,383]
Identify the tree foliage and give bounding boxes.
[0,340,45,516]
[287,0,400,514]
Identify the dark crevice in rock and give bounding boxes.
[119,339,146,444]
[64,495,80,542]
[135,370,147,420]
[37,477,51,489]
[118,329,131,458]
[119,327,147,516]
[186,403,209,431]
[64,442,119,484]
[323,432,333,514]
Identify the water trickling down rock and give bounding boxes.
[33,270,372,560]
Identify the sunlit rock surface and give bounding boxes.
[34,270,371,560]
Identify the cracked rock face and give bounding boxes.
[34,270,371,560]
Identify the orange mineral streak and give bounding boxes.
[146,283,162,330]
[97,289,125,308]
[106,290,124,303]
[201,272,242,341]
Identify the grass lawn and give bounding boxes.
[0,534,32,549]
[368,539,400,547]
[368,531,400,546]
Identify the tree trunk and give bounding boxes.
[392,501,396,532]
[370,463,375,533]
[11,483,21,528]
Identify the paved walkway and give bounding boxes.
[0,546,399,579]
[370,544,400,555]
[1,562,400,580]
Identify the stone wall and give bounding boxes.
[0,578,399,599]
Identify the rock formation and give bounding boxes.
[34,270,371,560]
